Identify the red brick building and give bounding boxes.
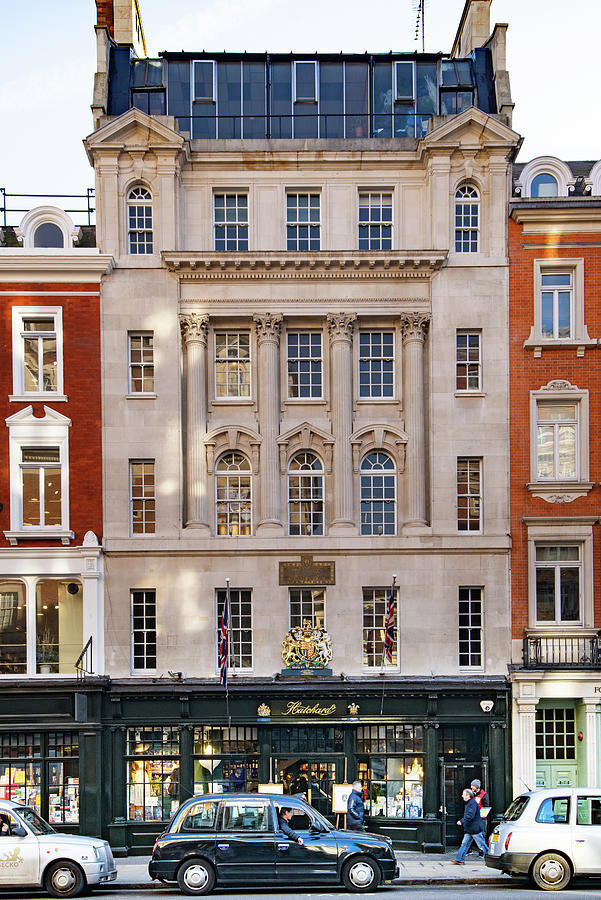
[508,157,601,794]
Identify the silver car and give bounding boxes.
[0,799,117,897]
[486,787,601,891]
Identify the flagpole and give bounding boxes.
[380,574,397,716]
[225,577,231,727]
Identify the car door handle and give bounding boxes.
[218,843,230,850]
[575,839,585,843]
[277,843,290,850]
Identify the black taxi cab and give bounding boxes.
[149,793,398,894]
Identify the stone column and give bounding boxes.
[400,312,430,530]
[581,698,600,786]
[327,313,356,533]
[180,314,210,532]
[514,697,539,797]
[253,314,283,534]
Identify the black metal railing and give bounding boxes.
[75,637,94,682]
[522,635,601,669]
[0,188,95,228]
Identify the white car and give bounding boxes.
[0,799,116,897]
[486,787,601,891]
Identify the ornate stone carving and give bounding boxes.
[540,379,578,392]
[281,619,333,669]
[327,312,356,340]
[536,493,578,504]
[400,312,430,341]
[180,313,209,343]
[253,313,282,340]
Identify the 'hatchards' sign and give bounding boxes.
[279,700,337,717]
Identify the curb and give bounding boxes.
[105,876,512,890]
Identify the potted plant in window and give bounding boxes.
[37,628,59,674]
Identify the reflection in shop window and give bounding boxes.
[126,727,180,822]
[193,726,259,795]
[0,731,79,823]
[0,582,26,674]
[358,754,423,819]
[36,580,82,675]
[47,732,79,824]
[0,733,41,813]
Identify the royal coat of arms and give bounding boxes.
[281,619,333,669]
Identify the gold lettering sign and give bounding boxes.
[279,555,335,586]
[282,700,337,717]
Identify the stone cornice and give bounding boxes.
[0,252,114,282]
[163,251,447,280]
[511,203,601,233]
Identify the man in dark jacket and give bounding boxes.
[470,778,491,852]
[453,788,488,864]
[278,807,304,845]
[347,780,365,831]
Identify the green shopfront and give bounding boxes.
[0,676,510,854]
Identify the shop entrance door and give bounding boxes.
[276,758,341,821]
[441,760,487,847]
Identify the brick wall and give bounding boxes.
[95,0,114,37]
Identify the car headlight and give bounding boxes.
[93,846,101,860]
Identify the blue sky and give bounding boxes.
[0,0,599,203]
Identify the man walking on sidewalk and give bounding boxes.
[453,788,488,864]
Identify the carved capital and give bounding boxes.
[180,314,209,344]
[400,312,430,342]
[327,312,356,341]
[253,313,282,341]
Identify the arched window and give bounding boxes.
[454,184,479,253]
[33,222,65,248]
[531,173,558,198]
[288,451,324,535]
[216,452,251,536]
[360,451,396,535]
[127,186,153,254]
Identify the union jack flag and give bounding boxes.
[219,584,230,688]
[383,582,396,664]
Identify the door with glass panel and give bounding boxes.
[277,758,339,820]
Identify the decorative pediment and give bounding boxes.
[350,424,408,473]
[205,425,261,474]
[85,108,186,160]
[277,422,335,474]
[424,107,520,151]
[5,405,72,428]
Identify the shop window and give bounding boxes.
[128,333,154,394]
[362,586,398,668]
[215,589,252,669]
[359,332,394,398]
[126,727,180,822]
[357,724,423,754]
[270,726,344,755]
[457,457,481,532]
[536,708,575,760]
[357,755,423,819]
[288,452,324,535]
[360,452,396,536]
[358,193,393,251]
[131,589,157,671]
[193,726,259,795]
[36,580,82,675]
[535,546,581,625]
[286,193,321,250]
[287,332,323,399]
[0,582,26,674]
[12,307,64,399]
[215,453,252,536]
[289,588,325,629]
[0,731,79,824]
[458,587,483,668]
[456,330,481,392]
[531,173,558,197]
[454,184,479,253]
[213,193,248,251]
[130,460,156,535]
[127,186,153,255]
[214,332,251,399]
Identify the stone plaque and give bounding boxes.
[279,555,335,586]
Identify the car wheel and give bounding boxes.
[44,860,86,898]
[177,858,216,896]
[531,853,572,891]
[341,856,381,893]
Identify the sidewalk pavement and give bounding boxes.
[110,849,512,888]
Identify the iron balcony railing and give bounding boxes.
[0,188,95,228]
[75,636,94,682]
[522,635,601,669]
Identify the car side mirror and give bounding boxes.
[309,822,323,834]
[11,826,27,837]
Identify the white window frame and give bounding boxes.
[129,459,156,536]
[286,192,321,251]
[288,587,326,629]
[525,520,594,630]
[456,457,482,533]
[362,586,399,672]
[287,451,324,535]
[214,331,252,400]
[128,332,155,396]
[293,61,317,102]
[11,307,65,402]
[458,586,484,670]
[4,406,72,545]
[517,157,571,198]
[533,545,582,627]
[535,400,579,482]
[130,588,157,673]
[525,258,592,350]
[127,186,153,255]
[215,452,252,536]
[357,192,393,251]
[360,451,397,536]
[193,59,216,101]
[213,192,249,252]
[528,380,590,499]
[455,329,482,393]
[358,330,395,399]
[454,184,480,253]
[215,587,254,672]
[286,331,323,400]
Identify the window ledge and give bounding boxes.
[355,397,399,405]
[283,398,327,405]
[211,398,254,406]
[454,391,486,398]
[3,529,74,546]
[9,394,67,403]
[527,482,594,503]
[126,393,157,400]
[525,627,598,636]
[523,337,597,358]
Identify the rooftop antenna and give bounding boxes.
[413,0,426,52]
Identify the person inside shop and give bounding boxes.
[278,807,304,845]
[346,780,365,832]
[453,788,488,864]
[282,772,293,794]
